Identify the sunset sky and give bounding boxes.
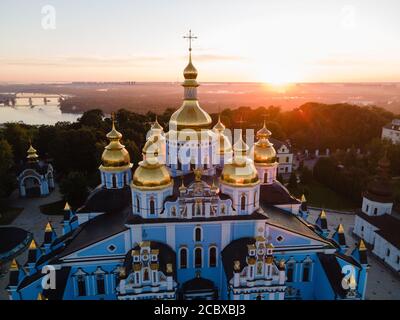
[1,0,400,83]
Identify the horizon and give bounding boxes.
[1,0,400,83]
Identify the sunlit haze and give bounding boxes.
[1,0,400,83]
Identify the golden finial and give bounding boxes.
[166,263,173,274]
[358,239,367,251]
[10,259,19,271]
[337,224,345,234]
[194,168,202,181]
[301,194,306,202]
[37,292,47,300]
[29,239,37,250]
[234,260,241,272]
[64,202,71,211]
[45,222,53,232]
[26,142,39,161]
[319,209,327,219]
[213,114,226,132]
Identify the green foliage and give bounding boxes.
[0,139,16,206]
[300,167,313,185]
[59,171,89,208]
[288,171,298,189]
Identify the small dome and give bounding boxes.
[256,121,272,139]
[221,158,259,186]
[100,120,131,170]
[27,144,39,162]
[252,139,277,164]
[132,159,172,189]
[213,115,226,132]
[169,100,212,130]
[183,58,198,80]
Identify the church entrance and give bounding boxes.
[23,177,41,197]
[180,277,218,300]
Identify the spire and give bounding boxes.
[26,142,39,162]
[29,239,37,250]
[256,119,272,139]
[45,222,53,233]
[233,130,249,156]
[332,224,346,248]
[358,239,367,251]
[213,114,226,132]
[301,194,306,202]
[351,239,368,265]
[10,258,19,271]
[64,202,71,211]
[316,209,328,232]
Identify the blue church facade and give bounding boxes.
[7,44,368,301]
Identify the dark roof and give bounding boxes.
[58,207,130,258]
[221,237,255,280]
[0,227,31,256]
[356,210,400,248]
[317,253,347,299]
[77,185,132,213]
[126,211,268,225]
[262,205,332,245]
[260,182,300,205]
[122,241,176,277]
[269,137,288,150]
[182,277,215,293]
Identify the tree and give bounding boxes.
[59,171,89,208]
[300,167,313,185]
[288,171,298,189]
[78,109,104,129]
[0,139,15,209]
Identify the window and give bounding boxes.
[374,208,378,215]
[77,276,86,296]
[361,226,364,232]
[124,173,128,186]
[96,274,105,295]
[143,268,150,281]
[180,248,188,269]
[386,249,390,257]
[195,227,202,242]
[150,198,155,215]
[135,273,140,284]
[397,256,400,265]
[302,263,311,282]
[286,263,295,282]
[112,174,117,188]
[254,191,257,207]
[209,247,217,267]
[107,244,116,252]
[171,207,176,216]
[240,194,246,210]
[286,157,289,163]
[136,197,140,213]
[195,248,202,268]
[276,236,284,242]
[264,172,268,183]
[366,205,369,212]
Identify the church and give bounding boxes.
[7,36,368,300]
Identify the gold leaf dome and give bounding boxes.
[100,118,132,171]
[132,158,172,190]
[183,55,198,80]
[252,121,277,165]
[221,133,259,186]
[213,115,232,155]
[170,100,212,130]
[27,144,39,162]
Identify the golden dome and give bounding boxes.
[132,158,172,190]
[143,133,165,158]
[100,118,132,171]
[183,53,198,80]
[213,115,226,132]
[251,122,277,165]
[221,132,259,187]
[170,100,212,130]
[27,144,39,161]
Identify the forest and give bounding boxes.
[0,102,399,211]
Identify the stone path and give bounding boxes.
[308,209,400,300]
[0,186,63,300]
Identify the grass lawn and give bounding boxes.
[0,206,24,225]
[288,180,359,211]
[39,200,66,216]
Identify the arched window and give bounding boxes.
[240,194,246,210]
[136,197,140,213]
[96,274,105,295]
[195,247,202,268]
[264,172,269,183]
[124,173,128,186]
[77,276,86,296]
[143,268,150,281]
[150,198,155,215]
[374,208,378,215]
[112,174,117,188]
[209,247,217,267]
[194,227,202,242]
[287,262,295,282]
[180,248,188,269]
[302,262,311,282]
